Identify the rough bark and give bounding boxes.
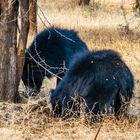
[0,0,19,102]
[29,0,37,36]
[17,0,29,86]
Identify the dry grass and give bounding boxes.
[0,101,140,140]
[0,99,140,140]
[1,0,140,139]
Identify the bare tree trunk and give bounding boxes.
[0,0,19,102]
[29,0,37,36]
[17,0,29,86]
[79,0,90,6]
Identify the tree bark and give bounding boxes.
[0,0,19,102]
[79,0,90,6]
[17,0,29,86]
[29,0,37,36]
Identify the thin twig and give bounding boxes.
[94,123,103,140]
[27,51,63,80]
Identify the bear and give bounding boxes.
[22,27,89,95]
[50,50,134,121]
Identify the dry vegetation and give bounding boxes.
[0,0,140,139]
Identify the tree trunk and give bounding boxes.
[29,0,37,36]
[17,0,29,86]
[0,0,19,102]
[79,0,90,6]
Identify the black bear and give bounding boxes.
[22,28,89,95]
[50,50,134,120]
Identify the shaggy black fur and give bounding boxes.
[22,28,88,94]
[50,50,134,120]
